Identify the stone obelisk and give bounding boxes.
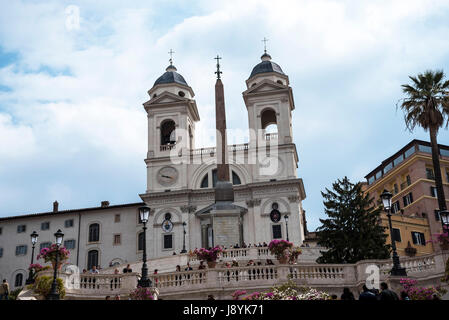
[214,55,234,203]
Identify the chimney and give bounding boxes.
[53,201,59,213]
[101,201,110,208]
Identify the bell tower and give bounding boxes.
[143,55,200,192]
[242,49,298,181]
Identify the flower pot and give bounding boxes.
[51,261,63,270]
[278,257,288,264]
[207,261,217,268]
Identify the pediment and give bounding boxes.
[147,92,188,105]
[244,80,286,95]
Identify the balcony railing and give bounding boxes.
[160,144,176,151]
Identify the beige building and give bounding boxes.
[364,139,449,256]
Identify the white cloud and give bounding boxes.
[1,0,449,228]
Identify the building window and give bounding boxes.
[392,228,402,242]
[138,232,144,251]
[426,168,435,180]
[0,247,3,258]
[393,155,404,166]
[64,240,76,250]
[163,234,173,249]
[41,222,50,230]
[39,242,52,251]
[411,232,426,246]
[391,201,400,214]
[404,146,416,158]
[272,225,282,239]
[15,245,27,256]
[87,250,99,270]
[232,171,242,185]
[17,225,26,233]
[114,214,121,223]
[88,223,100,242]
[406,175,411,186]
[435,210,441,221]
[15,273,23,287]
[200,174,209,188]
[393,184,399,195]
[403,193,413,207]
[113,234,121,245]
[65,219,74,228]
[446,169,449,183]
[418,145,432,154]
[212,169,218,188]
[430,186,437,198]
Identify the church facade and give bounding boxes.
[0,52,307,289]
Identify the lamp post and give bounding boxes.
[180,222,187,254]
[380,190,407,276]
[26,231,39,285]
[47,229,64,300]
[284,214,289,242]
[138,206,152,288]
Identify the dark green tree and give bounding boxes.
[316,177,390,264]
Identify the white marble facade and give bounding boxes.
[0,53,306,289]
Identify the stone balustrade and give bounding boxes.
[24,250,447,299]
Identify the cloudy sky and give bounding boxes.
[1,0,449,230]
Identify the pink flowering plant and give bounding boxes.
[28,263,51,274]
[288,247,302,264]
[37,244,70,263]
[129,286,154,300]
[400,278,446,300]
[427,232,449,249]
[232,280,331,300]
[232,290,247,300]
[268,240,293,260]
[193,246,224,262]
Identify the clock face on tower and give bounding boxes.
[157,166,179,186]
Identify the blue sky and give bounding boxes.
[1,0,449,231]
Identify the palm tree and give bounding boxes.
[399,70,449,216]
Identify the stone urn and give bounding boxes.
[207,261,217,268]
[278,256,288,264]
[51,261,63,270]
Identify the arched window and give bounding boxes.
[212,169,218,188]
[200,174,209,188]
[89,224,100,242]
[160,120,176,145]
[87,250,99,270]
[15,273,23,287]
[232,171,241,185]
[202,169,242,188]
[261,109,278,134]
[138,232,144,251]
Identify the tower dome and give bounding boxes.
[249,53,285,79]
[153,64,189,87]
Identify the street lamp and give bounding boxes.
[47,229,64,300]
[180,222,187,254]
[284,214,289,242]
[440,210,449,235]
[138,206,152,288]
[380,189,407,276]
[26,231,39,285]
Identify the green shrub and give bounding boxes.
[34,276,66,299]
[8,288,23,300]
